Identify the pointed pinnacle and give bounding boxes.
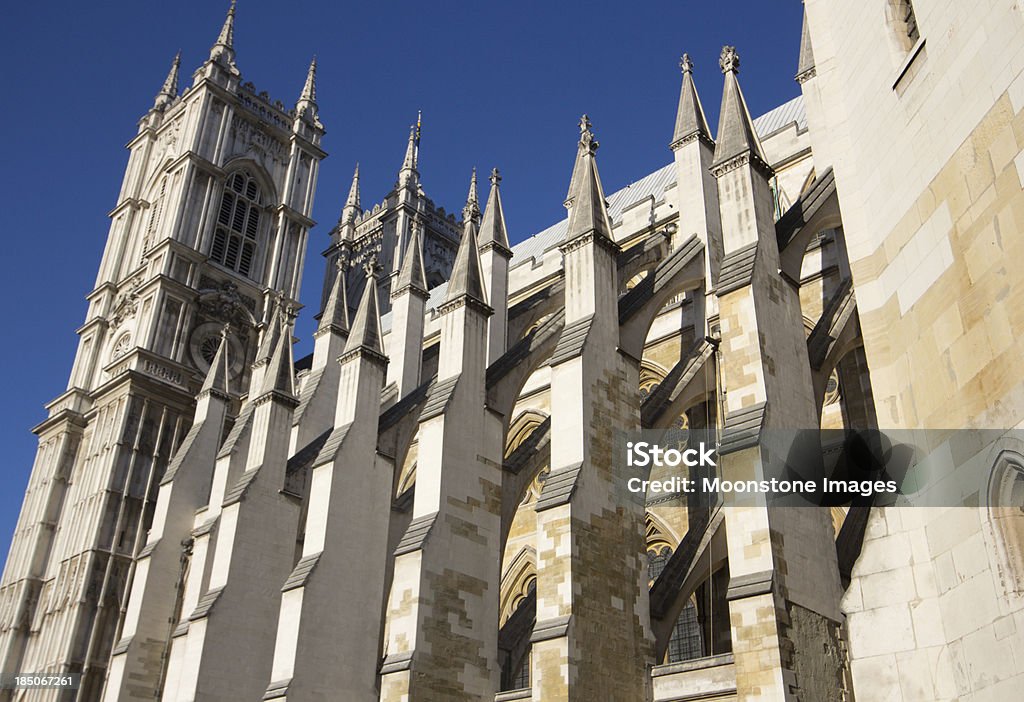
[260,317,295,397]
[463,168,481,223]
[712,45,768,169]
[672,52,712,147]
[445,215,487,306]
[319,263,350,335]
[479,168,510,251]
[344,265,384,355]
[346,163,360,209]
[255,300,282,363]
[210,0,237,64]
[565,116,614,242]
[300,55,317,103]
[401,124,417,172]
[154,52,181,109]
[199,328,231,397]
[395,222,428,295]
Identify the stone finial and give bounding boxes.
[578,114,599,154]
[345,258,385,356]
[395,223,428,295]
[680,53,694,74]
[720,46,740,74]
[490,167,501,187]
[463,168,481,223]
[399,123,418,184]
[300,55,317,103]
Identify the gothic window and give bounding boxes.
[648,546,705,664]
[210,172,263,278]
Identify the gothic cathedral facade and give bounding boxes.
[2,1,1024,701]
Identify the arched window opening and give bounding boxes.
[887,0,921,52]
[988,450,1024,596]
[211,172,263,278]
[647,546,705,663]
[499,578,535,691]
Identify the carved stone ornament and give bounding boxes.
[197,280,258,328]
[110,292,139,328]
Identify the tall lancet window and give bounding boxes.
[900,0,920,43]
[211,172,263,278]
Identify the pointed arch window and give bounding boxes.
[210,172,263,278]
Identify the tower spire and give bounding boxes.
[565,115,614,243]
[337,164,361,240]
[398,120,420,189]
[296,55,319,123]
[479,168,510,251]
[463,168,480,223]
[445,174,488,306]
[209,0,237,67]
[671,53,713,148]
[153,52,181,110]
[712,46,769,172]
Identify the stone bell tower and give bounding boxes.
[0,2,324,698]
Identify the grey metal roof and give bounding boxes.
[380,97,806,332]
[751,95,806,138]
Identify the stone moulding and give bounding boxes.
[725,570,774,601]
[534,462,583,512]
[718,401,768,455]
[530,614,573,643]
[394,512,438,556]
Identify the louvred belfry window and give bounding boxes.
[211,172,263,278]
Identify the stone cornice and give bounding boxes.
[670,129,715,151]
[710,150,774,179]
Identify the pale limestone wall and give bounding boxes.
[804,1,1024,699]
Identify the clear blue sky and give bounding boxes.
[0,2,803,558]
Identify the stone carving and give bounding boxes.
[197,280,257,327]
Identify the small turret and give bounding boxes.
[479,168,510,253]
[463,168,481,225]
[337,164,361,240]
[398,123,419,189]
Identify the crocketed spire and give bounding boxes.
[671,53,713,148]
[296,56,319,123]
[712,46,769,170]
[209,0,237,67]
[565,115,614,243]
[154,52,181,110]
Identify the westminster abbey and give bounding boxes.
[3,1,1024,700]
